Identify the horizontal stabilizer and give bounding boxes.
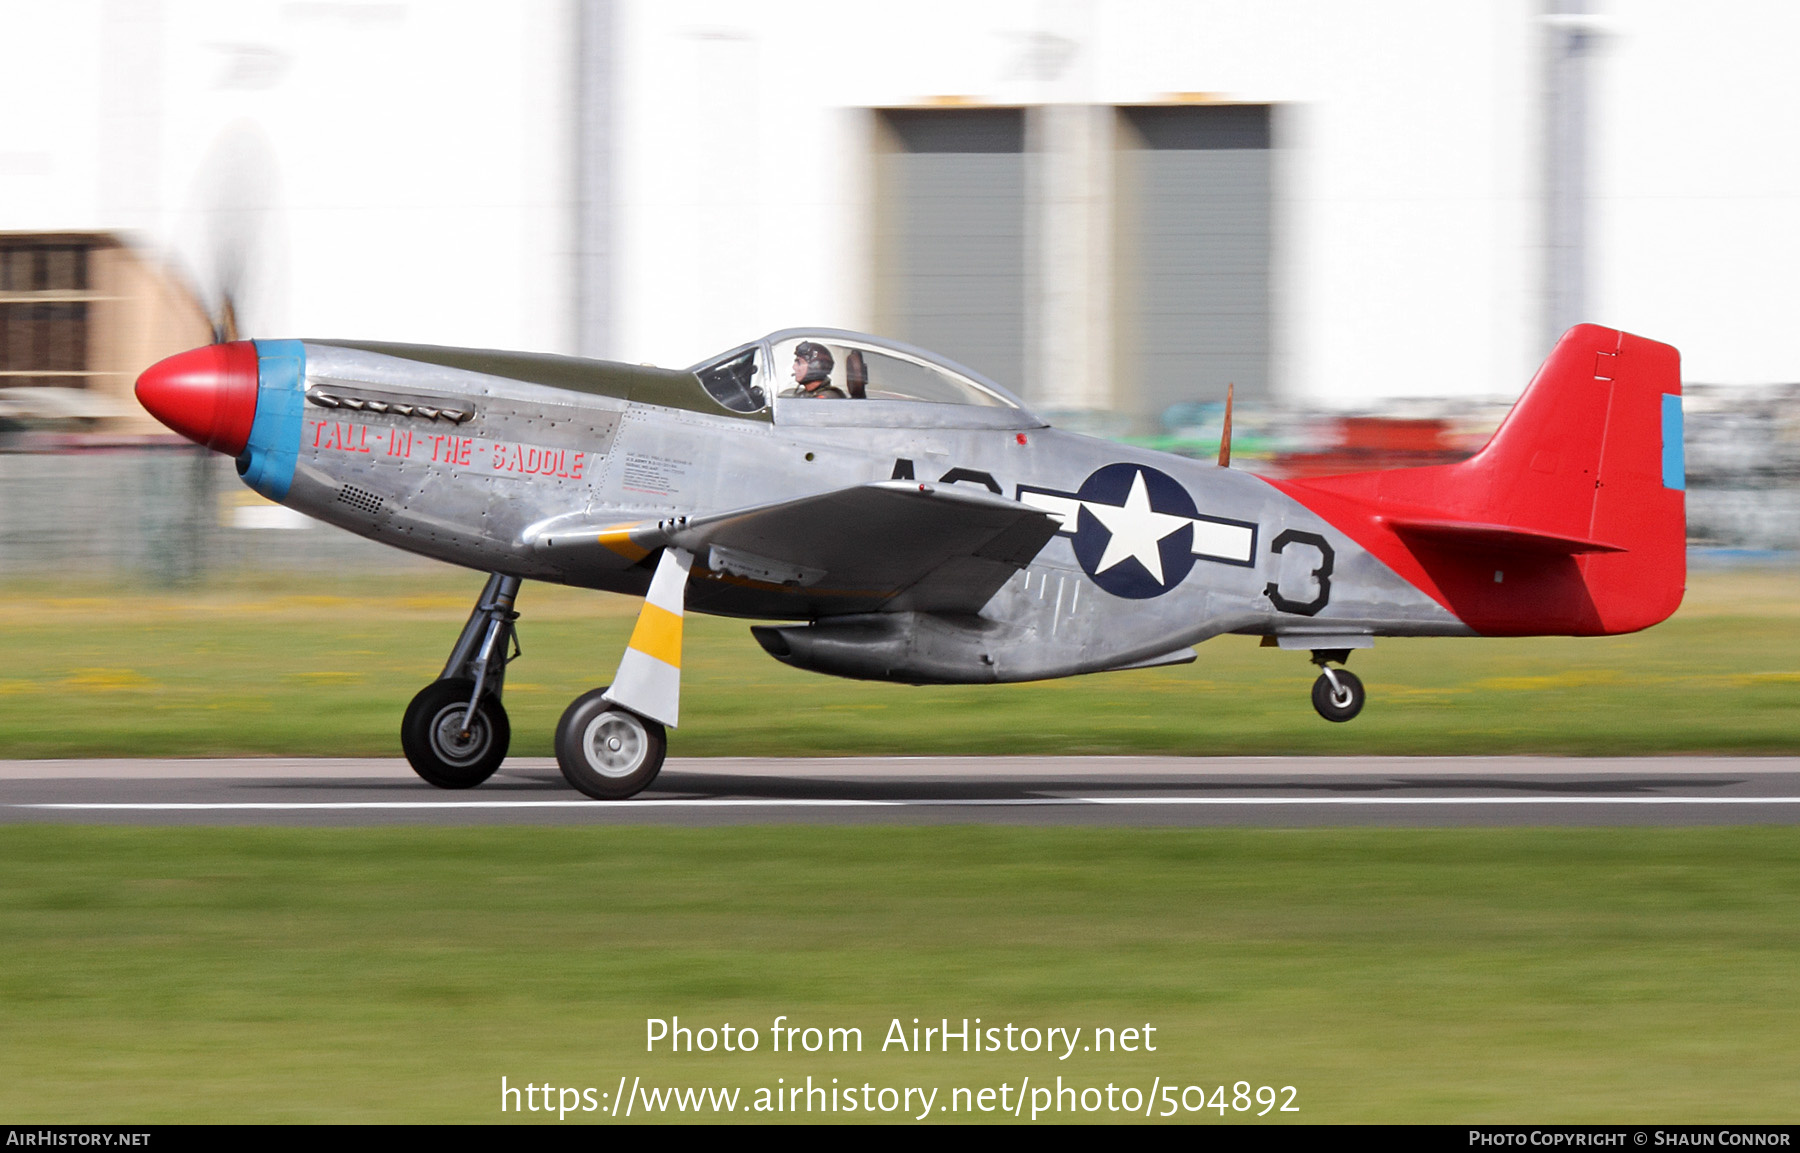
[1382,518,1625,556]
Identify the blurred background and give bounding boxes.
[0,0,1796,583]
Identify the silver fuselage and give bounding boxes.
[275,338,1464,684]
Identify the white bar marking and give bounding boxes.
[1191,519,1255,564]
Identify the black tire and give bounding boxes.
[401,678,510,788]
[555,687,667,800]
[1311,668,1365,723]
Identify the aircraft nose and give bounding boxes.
[134,341,261,455]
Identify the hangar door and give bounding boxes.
[1116,105,1272,425]
[873,108,1026,396]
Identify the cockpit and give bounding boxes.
[691,329,1044,430]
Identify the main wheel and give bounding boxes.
[401,677,510,788]
[1311,668,1365,723]
[555,688,667,800]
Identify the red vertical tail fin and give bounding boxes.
[1471,324,1685,631]
[1269,325,1686,635]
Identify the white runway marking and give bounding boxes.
[17,796,1800,812]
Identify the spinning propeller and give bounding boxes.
[135,125,281,450]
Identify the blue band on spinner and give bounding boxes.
[240,340,307,501]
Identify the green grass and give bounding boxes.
[0,826,1795,1123]
[0,568,1794,757]
[1,571,1795,1122]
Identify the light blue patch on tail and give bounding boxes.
[1661,392,1685,491]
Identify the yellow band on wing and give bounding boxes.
[597,523,651,562]
[626,601,683,668]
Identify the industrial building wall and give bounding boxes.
[610,1,1545,409]
[8,3,1800,411]
[1114,104,1273,423]
[0,1,575,354]
[872,109,1027,395]
[1590,0,1800,386]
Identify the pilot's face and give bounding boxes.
[792,354,807,382]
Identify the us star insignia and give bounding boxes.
[1017,463,1258,599]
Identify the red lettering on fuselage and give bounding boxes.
[483,445,588,479]
[307,418,592,482]
[311,420,370,453]
[428,434,473,466]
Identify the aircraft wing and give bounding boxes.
[531,480,1061,614]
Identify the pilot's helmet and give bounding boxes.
[793,341,835,385]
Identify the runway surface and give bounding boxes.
[2,756,1798,826]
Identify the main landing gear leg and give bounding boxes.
[1308,648,1365,722]
[402,573,521,788]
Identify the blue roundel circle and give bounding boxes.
[1069,463,1200,599]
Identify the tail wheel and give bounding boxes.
[1311,668,1366,723]
[555,687,667,800]
[401,677,510,788]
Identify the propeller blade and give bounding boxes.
[213,295,239,344]
[183,122,281,345]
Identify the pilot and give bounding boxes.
[783,342,846,399]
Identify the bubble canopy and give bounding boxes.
[691,329,1043,429]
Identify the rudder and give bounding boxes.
[1472,324,1686,632]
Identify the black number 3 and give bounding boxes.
[1265,529,1334,616]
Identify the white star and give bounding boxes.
[1083,470,1192,584]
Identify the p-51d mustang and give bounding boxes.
[135,323,1685,798]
